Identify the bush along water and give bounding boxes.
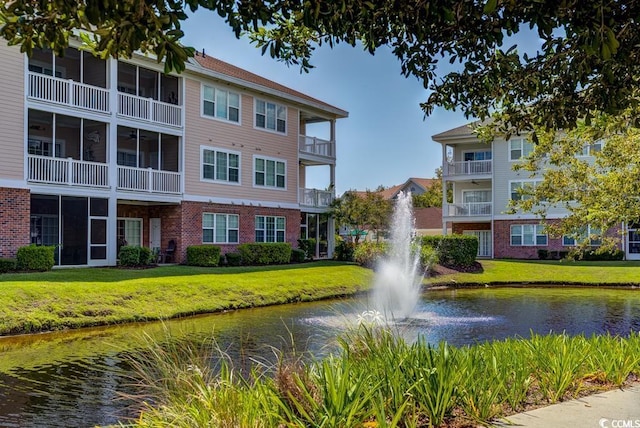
[129,327,640,428]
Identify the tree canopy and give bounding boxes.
[509,108,640,253]
[331,190,392,243]
[2,0,640,132]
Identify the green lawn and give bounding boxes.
[0,261,372,336]
[427,259,640,285]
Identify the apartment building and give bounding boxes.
[0,40,347,266]
[433,122,637,260]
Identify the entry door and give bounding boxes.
[150,218,161,252]
[463,230,492,258]
[627,223,640,260]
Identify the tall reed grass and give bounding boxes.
[125,328,640,427]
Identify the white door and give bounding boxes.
[463,230,492,258]
[627,223,640,260]
[150,218,161,252]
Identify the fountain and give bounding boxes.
[371,191,423,320]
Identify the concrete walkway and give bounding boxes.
[493,385,640,427]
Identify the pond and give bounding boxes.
[0,286,639,427]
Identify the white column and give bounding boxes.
[107,57,119,265]
[441,143,448,235]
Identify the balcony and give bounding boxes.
[445,202,492,217]
[27,72,110,114]
[445,160,492,177]
[117,93,182,128]
[117,166,181,194]
[299,188,334,208]
[28,155,109,187]
[299,136,335,163]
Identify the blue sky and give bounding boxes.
[182,12,472,194]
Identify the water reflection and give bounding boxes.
[0,287,638,427]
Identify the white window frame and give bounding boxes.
[510,224,548,246]
[253,155,287,190]
[202,213,239,244]
[579,139,604,157]
[563,225,602,246]
[201,84,241,124]
[255,215,286,243]
[254,99,287,134]
[509,179,541,201]
[509,137,534,161]
[200,146,241,185]
[462,189,492,203]
[463,150,492,161]
[117,218,143,247]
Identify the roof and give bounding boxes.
[414,207,443,230]
[431,121,479,141]
[348,177,436,200]
[190,52,348,118]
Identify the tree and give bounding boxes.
[331,190,392,244]
[509,108,640,254]
[412,168,452,208]
[2,0,640,132]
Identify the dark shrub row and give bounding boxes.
[119,246,154,267]
[186,245,221,267]
[421,235,478,267]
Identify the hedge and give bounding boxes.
[297,239,316,260]
[236,243,292,265]
[16,245,55,271]
[0,258,16,273]
[225,252,242,266]
[353,241,388,268]
[119,246,154,267]
[421,235,478,267]
[186,245,221,267]
[334,240,356,262]
[290,248,306,263]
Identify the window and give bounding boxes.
[563,225,602,246]
[580,140,604,156]
[117,218,142,247]
[510,224,547,246]
[255,216,286,242]
[203,213,239,244]
[254,157,286,189]
[509,138,534,160]
[201,147,240,183]
[510,180,539,201]
[464,151,492,161]
[255,99,286,133]
[203,85,240,122]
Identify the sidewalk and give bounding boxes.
[493,385,640,428]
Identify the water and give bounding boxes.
[0,287,639,427]
[372,191,422,319]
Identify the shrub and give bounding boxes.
[420,245,439,273]
[0,258,16,273]
[16,245,55,271]
[237,243,292,265]
[580,249,625,261]
[353,241,388,268]
[421,235,478,267]
[297,239,316,260]
[225,252,242,266]
[538,249,549,260]
[186,245,221,267]
[290,248,306,263]
[119,246,154,267]
[334,239,356,262]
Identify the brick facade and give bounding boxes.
[0,187,30,258]
[452,222,491,234]
[119,201,301,263]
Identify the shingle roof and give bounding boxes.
[190,53,348,118]
[349,178,436,200]
[431,121,479,140]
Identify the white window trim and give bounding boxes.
[255,215,286,243]
[200,145,242,186]
[200,84,242,125]
[462,149,492,161]
[510,224,548,247]
[253,154,287,191]
[577,140,604,157]
[508,179,542,201]
[461,188,492,203]
[508,137,534,161]
[202,213,240,244]
[254,98,288,135]
[563,225,602,246]
[117,217,143,247]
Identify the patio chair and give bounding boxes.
[161,239,176,263]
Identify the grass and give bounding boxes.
[127,327,640,428]
[0,261,372,336]
[427,259,640,286]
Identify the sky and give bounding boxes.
[182,12,472,195]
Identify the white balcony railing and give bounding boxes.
[28,155,109,187]
[299,188,334,208]
[299,135,335,159]
[445,160,492,176]
[446,202,492,217]
[28,72,110,113]
[117,93,182,127]
[117,166,181,194]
